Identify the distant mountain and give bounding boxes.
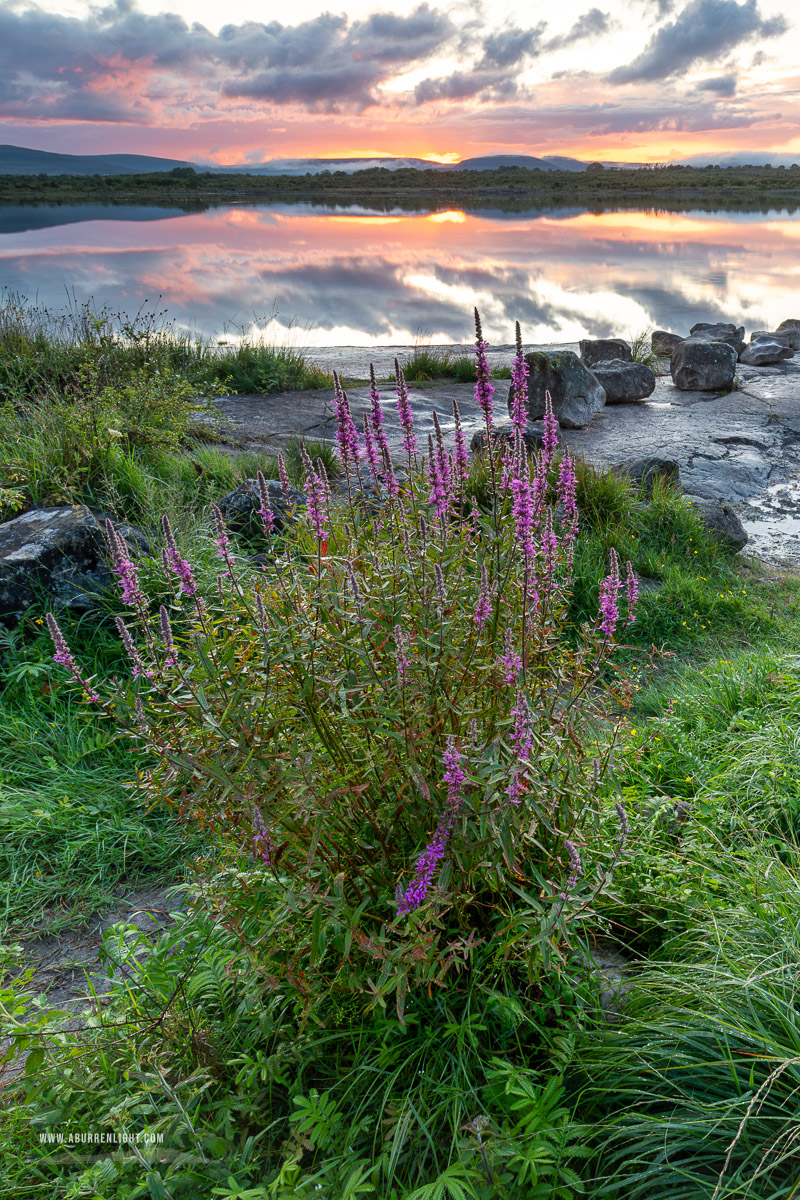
[200,156,443,175]
[0,144,193,176]
[675,152,800,168]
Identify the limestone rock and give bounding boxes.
[217,478,307,535]
[689,497,748,550]
[470,425,544,456]
[614,457,680,495]
[590,359,656,403]
[777,318,800,346]
[579,338,632,366]
[689,322,745,355]
[748,329,799,353]
[0,506,150,626]
[739,337,793,366]
[670,338,738,391]
[508,350,606,429]
[651,330,684,356]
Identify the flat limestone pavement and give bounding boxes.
[210,345,800,565]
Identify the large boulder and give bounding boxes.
[738,337,794,366]
[748,329,798,354]
[217,478,307,535]
[590,359,656,403]
[689,322,745,355]
[508,350,606,429]
[670,338,738,391]
[614,457,680,495]
[777,318,800,347]
[0,506,150,626]
[579,338,632,366]
[651,330,684,357]
[688,498,748,551]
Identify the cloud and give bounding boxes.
[479,25,546,69]
[610,0,789,84]
[697,73,738,94]
[545,9,612,52]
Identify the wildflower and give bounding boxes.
[563,839,584,894]
[46,613,99,701]
[556,452,578,544]
[114,616,152,681]
[473,307,494,431]
[397,737,467,916]
[510,320,529,435]
[346,560,362,611]
[542,391,559,466]
[434,563,446,610]
[332,370,362,467]
[210,502,237,579]
[299,442,328,541]
[597,548,621,637]
[160,515,198,597]
[159,605,178,666]
[362,412,381,483]
[256,470,275,537]
[104,519,145,609]
[473,561,492,628]
[394,624,411,681]
[395,358,417,456]
[625,561,639,624]
[431,410,452,507]
[252,806,275,864]
[278,453,292,498]
[426,432,449,520]
[451,398,469,490]
[498,628,522,684]
[509,429,535,558]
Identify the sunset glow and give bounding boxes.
[0,0,797,166]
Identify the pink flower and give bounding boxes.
[598,548,622,636]
[396,737,467,916]
[473,307,494,431]
[510,320,529,435]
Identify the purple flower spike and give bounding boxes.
[394,623,411,681]
[509,430,535,559]
[473,561,492,628]
[395,358,417,456]
[299,442,329,541]
[278,453,292,497]
[510,320,529,435]
[256,470,275,537]
[333,370,362,467]
[597,547,622,637]
[434,563,446,611]
[210,502,236,579]
[46,613,99,701]
[625,561,639,624]
[161,515,198,598]
[252,806,275,865]
[499,628,522,685]
[473,308,494,432]
[452,398,469,489]
[556,452,578,545]
[104,519,145,610]
[542,391,559,466]
[397,736,467,916]
[115,616,152,681]
[362,412,382,484]
[159,604,178,666]
[426,433,449,520]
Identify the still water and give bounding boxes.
[1,200,798,346]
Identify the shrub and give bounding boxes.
[47,314,635,1023]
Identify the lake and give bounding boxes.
[1,200,798,348]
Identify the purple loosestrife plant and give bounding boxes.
[46,614,99,701]
[256,470,275,537]
[598,548,622,637]
[104,520,146,610]
[395,358,417,457]
[161,515,198,598]
[473,307,494,432]
[397,737,467,916]
[625,561,639,624]
[473,562,492,628]
[333,370,362,469]
[498,629,522,685]
[299,442,329,542]
[451,398,469,493]
[510,320,529,436]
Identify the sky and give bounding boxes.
[0,0,797,165]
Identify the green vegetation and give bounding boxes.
[2,316,800,1198]
[2,163,800,211]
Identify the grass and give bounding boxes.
[398,343,512,384]
[0,620,198,937]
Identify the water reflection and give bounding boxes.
[0,200,798,346]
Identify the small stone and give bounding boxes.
[651,330,684,356]
[590,359,656,403]
[749,329,799,352]
[671,338,738,391]
[470,425,544,456]
[689,497,748,550]
[579,338,632,366]
[615,457,680,495]
[217,479,307,534]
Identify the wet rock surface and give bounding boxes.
[591,359,656,403]
[671,337,738,391]
[212,346,800,565]
[512,349,606,428]
[579,337,632,365]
